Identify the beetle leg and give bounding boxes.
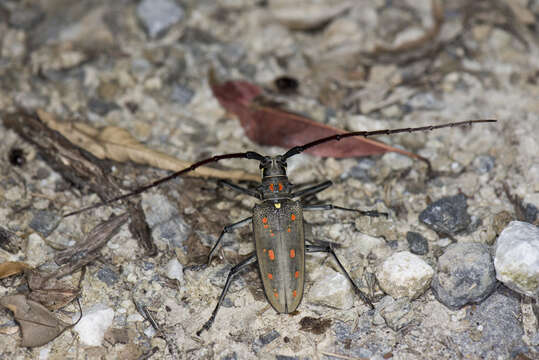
[185,217,253,272]
[197,253,257,336]
[218,180,261,199]
[306,244,374,309]
[303,204,388,218]
[290,180,332,198]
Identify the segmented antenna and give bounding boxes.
[64,119,496,217]
[63,151,265,217]
[282,119,497,160]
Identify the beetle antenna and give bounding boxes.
[282,119,497,161]
[63,151,265,217]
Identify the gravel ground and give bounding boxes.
[0,1,538,359]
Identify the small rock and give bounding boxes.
[165,258,183,282]
[87,97,119,116]
[494,221,539,297]
[29,210,62,237]
[419,194,471,235]
[450,291,525,359]
[308,267,354,309]
[524,203,538,224]
[221,353,238,360]
[377,296,414,331]
[376,251,434,299]
[74,305,115,346]
[136,0,185,38]
[406,231,429,255]
[170,84,195,105]
[141,193,191,248]
[432,243,496,309]
[473,155,495,174]
[253,330,280,353]
[97,266,120,286]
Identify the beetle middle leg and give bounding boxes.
[306,244,374,309]
[303,204,388,218]
[197,252,257,336]
[185,217,252,271]
[290,180,333,198]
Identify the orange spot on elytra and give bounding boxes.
[295,271,299,278]
[287,228,291,232]
[291,214,296,221]
[262,217,268,224]
[268,250,275,260]
[274,292,278,298]
[292,290,297,297]
[278,183,283,191]
[269,184,274,192]
[290,249,295,258]
[268,273,273,280]
[264,224,269,229]
[263,248,267,252]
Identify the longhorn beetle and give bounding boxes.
[64,119,496,334]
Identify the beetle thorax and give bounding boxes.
[260,156,291,199]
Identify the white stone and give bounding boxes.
[74,305,114,346]
[376,251,434,299]
[165,258,183,282]
[308,267,354,310]
[494,221,539,297]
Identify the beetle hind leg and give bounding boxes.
[306,244,374,309]
[197,253,257,336]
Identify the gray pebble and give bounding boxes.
[473,155,495,173]
[253,329,279,352]
[419,193,471,235]
[525,203,537,223]
[346,158,376,181]
[377,296,414,331]
[406,231,428,255]
[136,0,185,38]
[432,242,496,309]
[220,353,237,360]
[450,291,526,359]
[87,97,119,116]
[29,210,61,237]
[97,266,119,286]
[170,84,195,105]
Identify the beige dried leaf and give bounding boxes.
[37,110,259,182]
[0,262,31,279]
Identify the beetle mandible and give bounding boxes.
[65,119,496,335]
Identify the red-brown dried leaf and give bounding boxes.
[210,76,423,160]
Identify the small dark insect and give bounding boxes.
[274,75,299,93]
[64,119,496,335]
[9,148,26,167]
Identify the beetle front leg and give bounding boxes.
[185,217,252,272]
[306,244,374,309]
[218,180,261,199]
[197,253,257,336]
[303,204,388,218]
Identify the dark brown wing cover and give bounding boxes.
[253,199,305,313]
